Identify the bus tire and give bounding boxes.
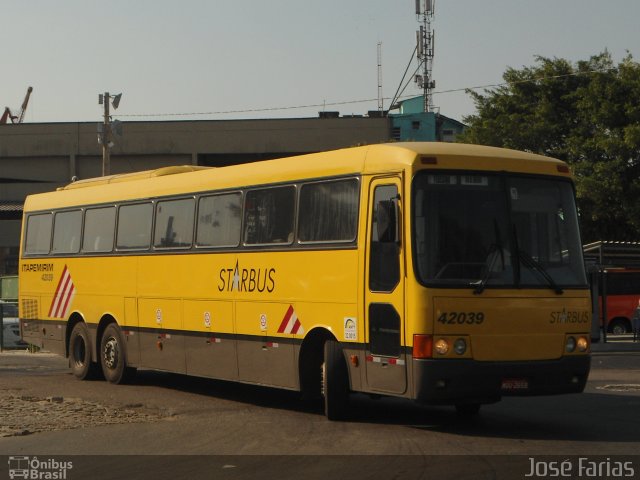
[322,340,350,421]
[69,322,98,380]
[100,323,133,384]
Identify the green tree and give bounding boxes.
[458,51,640,243]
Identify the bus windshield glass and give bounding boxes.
[413,171,587,290]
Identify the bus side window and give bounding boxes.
[243,186,295,245]
[24,213,53,254]
[51,210,82,255]
[196,192,242,248]
[82,207,116,253]
[369,185,400,292]
[116,203,153,250]
[298,179,359,243]
[154,198,195,249]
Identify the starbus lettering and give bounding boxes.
[550,309,590,324]
[218,260,276,293]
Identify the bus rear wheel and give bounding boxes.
[322,340,350,421]
[69,322,99,380]
[100,323,135,384]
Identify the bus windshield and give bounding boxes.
[413,171,587,290]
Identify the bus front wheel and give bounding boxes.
[69,322,98,380]
[322,340,350,421]
[100,323,135,384]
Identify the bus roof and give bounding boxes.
[24,142,570,212]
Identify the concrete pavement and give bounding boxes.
[591,334,640,354]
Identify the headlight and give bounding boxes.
[454,338,467,355]
[434,339,449,355]
[565,336,576,353]
[577,336,589,352]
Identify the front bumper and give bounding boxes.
[413,355,591,405]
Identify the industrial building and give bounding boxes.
[0,107,465,274]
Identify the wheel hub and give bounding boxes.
[103,337,119,370]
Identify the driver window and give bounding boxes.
[369,184,400,292]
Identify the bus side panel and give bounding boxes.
[68,257,133,362]
[235,301,297,389]
[137,298,186,374]
[19,260,71,356]
[225,249,361,390]
[136,255,190,373]
[19,317,66,356]
[124,297,140,367]
[183,300,237,380]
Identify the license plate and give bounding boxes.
[501,378,529,391]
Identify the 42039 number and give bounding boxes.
[437,311,485,325]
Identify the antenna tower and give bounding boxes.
[377,42,384,112]
[415,0,435,112]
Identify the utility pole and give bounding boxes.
[98,92,122,177]
[101,92,111,177]
[377,42,384,113]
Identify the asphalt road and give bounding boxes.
[1,349,640,479]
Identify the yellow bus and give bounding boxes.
[19,142,591,419]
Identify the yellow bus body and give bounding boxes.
[19,142,591,416]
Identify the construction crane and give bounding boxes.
[1,86,33,124]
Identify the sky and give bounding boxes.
[1,0,639,124]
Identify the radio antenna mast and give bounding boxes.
[377,42,384,112]
[415,0,435,112]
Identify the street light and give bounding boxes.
[98,92,123,176]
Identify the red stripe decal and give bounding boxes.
[54,276,72,317]
[57,283,75,318]
[277,305,294,333]
[291,319,302,334]
[48,266,68,317]
[53,271,72,318]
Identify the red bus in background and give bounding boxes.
[600,269,640,334]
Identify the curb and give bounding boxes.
[590,341,640,354]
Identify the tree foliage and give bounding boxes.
[458,51,640,243]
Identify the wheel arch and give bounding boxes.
[298,327,337,397]
[65,312,86,359]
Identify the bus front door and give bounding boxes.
[364,177,407,395]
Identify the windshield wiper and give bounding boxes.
[471,246,500,294]
[472,220,505,295]
[517,249,564,295]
